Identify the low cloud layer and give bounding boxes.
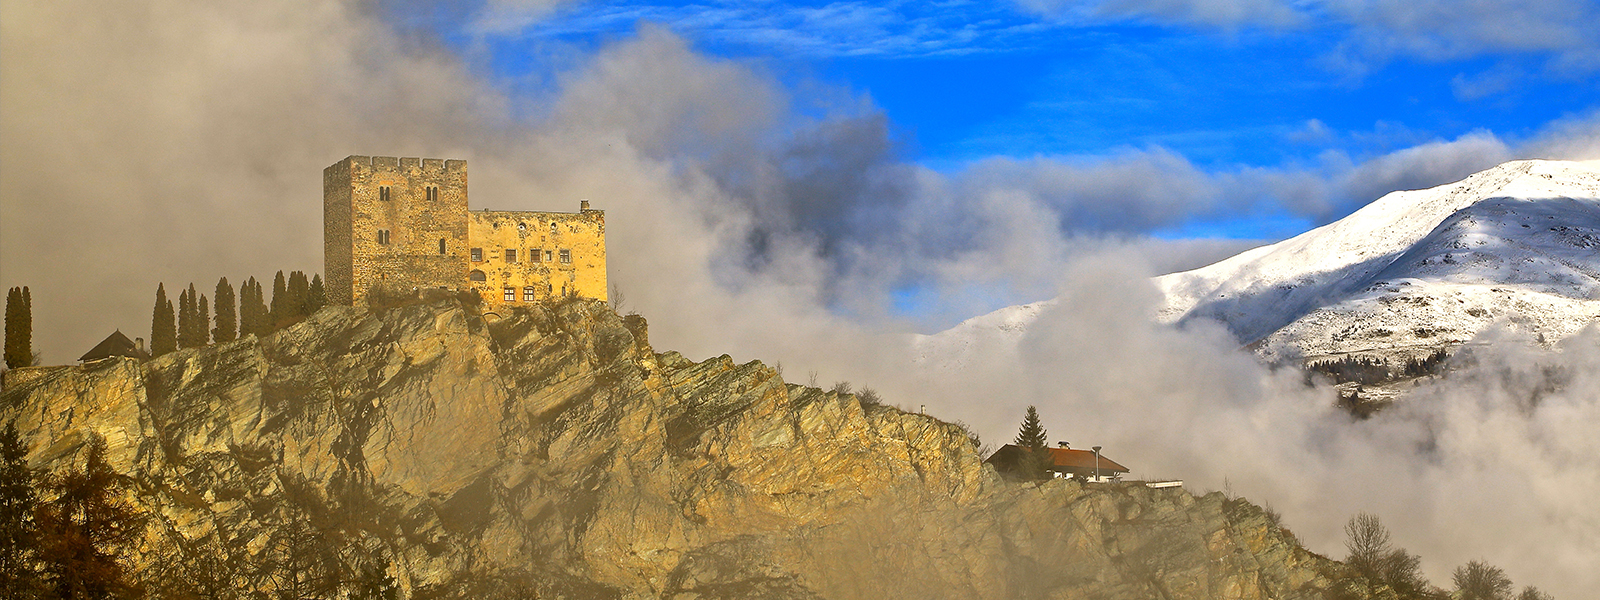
[3,1,1598,596]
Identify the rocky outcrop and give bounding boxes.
[2,293,1360,599]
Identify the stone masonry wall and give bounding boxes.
[467,205,607,309]
[324,156,470,306]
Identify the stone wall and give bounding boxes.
[324,156,471,307]
[467,204,607,309]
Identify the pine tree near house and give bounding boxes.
[151,283,176,358]
[1012,406,1051,480]
[4,287,33,369]
[213,277,236,344]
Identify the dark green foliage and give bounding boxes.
[1308,355,1391,385]
[0,420,43,596]
[307,274,326,315]
[1404,349,1449,378]
[239,277,269,339]
[1011,406,1051,480]
[177,284,200,349]
[34,436,145,599]
[857,387,882,406]
[1453,560,1513,600]
[213,277,237,344]
[1516,586,1554,600]
[197,294,210,347]
[269,271,288,328]
[151,283,177,358]
[4,287,33,369]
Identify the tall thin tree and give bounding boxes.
[151,284,177,357]
[4,287,26,369]
[307,274,326,314]
[177,285,195,349]
[213,277,237,344]
[1012,406,1050,480]
[197,294,210,346]
[269,271,288,329]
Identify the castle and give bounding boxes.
[323,156,606,309]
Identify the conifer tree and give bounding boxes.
[1012,406,1051,480]
[197,294,210,346]
[177,285,196,349]
[308,274,326,314]
[4,287,31,369]
[286,271,309,324]
[0,420,42,595]
[238,277,265,338]
[213,277,237,344]
[35,436,145,598]
[269,271,288,328]
[151,284,177,357]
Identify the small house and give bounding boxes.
[985,442,1130,482]
[79,330,151,363]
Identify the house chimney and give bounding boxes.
[1057,441,1069,448]
[580,199,591,211]
[135,337,146,352]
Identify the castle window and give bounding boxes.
[379,186,390,202]
[523,286,536,301]
[504,287,516,302]
[551,222,558,234]
[438,238,447,255]
[531,249,542,263]
[518,222,526,231]
[469,270,486,282]
[377,229,390,245]
[505,249,517,263]
[471,248,482,262]
[426,186,438,202]
[544,250,553,262]
[559,249,571,264]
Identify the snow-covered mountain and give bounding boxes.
[919,159,1600,367]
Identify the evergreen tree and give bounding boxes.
[285,271,309,324]
[238,277,266,339]
[307,274,326,314]
[198,294,210,346]
[35,436,145,599]
[177,285,196,349]
[351,554,400,600]
[1011,406,1051,480]
[151,284,177,357]
[269,271,288,329]
[0,420,43,595]
[4,287,29,369]
[22,288,30,366]
[213,277,237,344]
[249,277,270,337]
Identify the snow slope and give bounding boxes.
[918,159,1600,367]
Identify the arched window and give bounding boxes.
[550,222,558,234]
[469,270,486,282]
[438,238,446,255]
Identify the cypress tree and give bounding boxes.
[286,271,309,323]
[213,277,236,344]
[0,420,42,594]
[20,288,30,366]
[151,284,176,357]
[197,294,210,346]
[4,288,24,369]
[246,277,269,337]
[308,274,326,314]
[269,271,288,328]
[176,286,193,349]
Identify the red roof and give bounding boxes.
[1046,447,1129,473]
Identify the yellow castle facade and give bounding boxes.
[323,155,607,309]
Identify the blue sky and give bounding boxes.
[388,0,1600,241]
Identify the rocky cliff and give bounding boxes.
[1,294,1367,599]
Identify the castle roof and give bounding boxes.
[79,330,150,362]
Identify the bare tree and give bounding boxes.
[1453,560,1512,600]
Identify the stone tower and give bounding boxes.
[323,156,470,306]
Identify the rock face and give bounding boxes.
[2,294,1358,599]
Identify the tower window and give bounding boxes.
[505,249,517,263]
[471,248,482,262]
[439,238,446,255]
[469,270,486,282]
[377,230,390,245]
[551,222,558,234]
[531,248,542,263]
[544,250,553,262]
[559,249,571,264]
[523,286,536,301]
[379,186,390,202]
[426,186,439,202]
[504,287,516,302]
